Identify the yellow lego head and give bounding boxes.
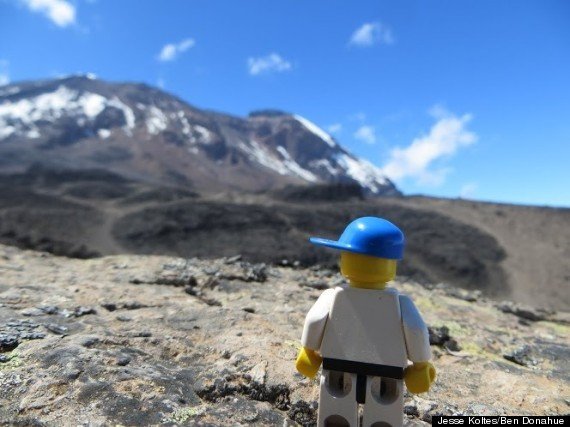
[340,251,397,289]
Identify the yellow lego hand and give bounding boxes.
[404,361,436,394]
[295,347,323,379]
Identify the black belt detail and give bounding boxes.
[356,374,366,404]
[322,358,404,380]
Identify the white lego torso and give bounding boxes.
[320,287,407,367]
[301,285,431,367]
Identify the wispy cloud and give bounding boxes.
[349,112,367,122]
[354,125,377,144]
[157,38,195,62]
[327,123,342,134]
[349,22,394,47]
[0,60,9,86]
[460,182,478,199]
[382,106,477,186]
[247,53,292,76]
[20,0,76,27]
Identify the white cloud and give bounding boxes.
[354,125,376,144]
[428,104,449,119]
[157,78,165,89]
[382,107,477,186]
[349,22,394,47]
[20,0,76,27]
[460,182,478,199]
[327,123,342,134]
[247,53,292,76]
[0,60,9,86]
[157,38,195,62]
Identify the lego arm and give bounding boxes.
[399,294,436,393]
[295,288,336,378]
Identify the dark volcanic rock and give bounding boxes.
[496,301,551,322]
[272,182,365,202]
[503,345,537,367]
[112,199,510,298]
[428,326,462,351]
[0,319,46,352]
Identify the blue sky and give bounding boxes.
[1,0,569,206]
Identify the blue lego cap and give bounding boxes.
[310,216,405,260]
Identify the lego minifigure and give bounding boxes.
[296,217,436,427]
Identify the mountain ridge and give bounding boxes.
[0,75,399,196]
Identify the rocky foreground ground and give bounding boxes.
[0,244,568,426]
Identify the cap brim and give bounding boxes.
[309,236,403,259]
[309,237,361,254]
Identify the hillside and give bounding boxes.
[390,196,570,311]
[0,244,568,425]
[0,76,398,196]
[0,167,568,310]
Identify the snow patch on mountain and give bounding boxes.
[81,93,108,118]
[145,106,168,135]
[193,125,212,144]
[0,86,76,123]
[27,129,40,139]
[97,129,111,139]
[0,125,15,139]
[335,153,389,193]
[276,146,318,182]
[0,85,136,140]
[0,86,21,97]
[293,115,336,148]
[238,140,285,175]
[236,140,316,182]
[309,159,340,176]
[107,98,136,132]
[177,111,191,135]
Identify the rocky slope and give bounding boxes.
[1,245,568,425]
[1,167,568,310]
[0,76,398,196]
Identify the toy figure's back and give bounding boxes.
[320,287,407,369]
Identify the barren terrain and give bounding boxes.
[1,244,568,425]
[0,168,568,310]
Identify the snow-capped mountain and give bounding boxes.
[0,75,399,195]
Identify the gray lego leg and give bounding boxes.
[361,376,404,427]
[317,369,359,427]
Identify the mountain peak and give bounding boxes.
[0,77,399,196]
[57,73,98,82]
[248,109,291,118]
